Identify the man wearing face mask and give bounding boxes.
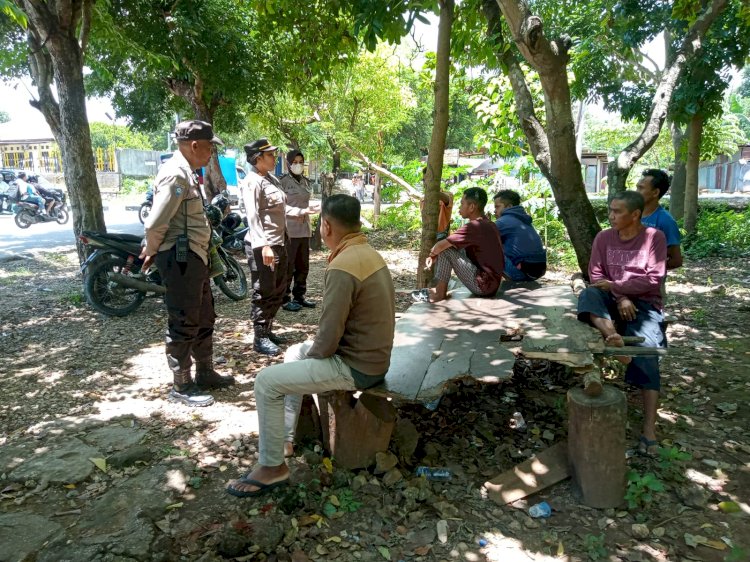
[243,138,290,356]
[280,149,320,312]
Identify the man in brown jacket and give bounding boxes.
[227,194,395,497]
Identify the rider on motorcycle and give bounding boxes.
[28,175,57,215]
[17,172,48,215]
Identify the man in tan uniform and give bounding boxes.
[227,194,395,497]
[243,138,289,356]
[280,148,319,312]
[141,120,234,407]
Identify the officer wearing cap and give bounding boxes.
[141,120,235,407]
[243,138,289,356]
[280,149,319,312]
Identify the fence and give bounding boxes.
[698,146,750,193]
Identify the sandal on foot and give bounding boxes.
[637,435,659,457]
[226,475,290,498]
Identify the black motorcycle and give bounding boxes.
[80,203,248,317]
[138,189,153,224]
[208,193,248,252]
[13,183,69,229]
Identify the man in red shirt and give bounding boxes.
[413,187,504,303]
[577,190,667,456]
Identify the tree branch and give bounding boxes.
[609,0,730,189]
[482,0,551,177]
[79,0,93,55]
[342,145,422,202]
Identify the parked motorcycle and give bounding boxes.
[80,202,248,316]
[138,189,153,224]
[209,193,248,251]
[13,184,69,229]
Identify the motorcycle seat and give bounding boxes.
[82,231,144,244]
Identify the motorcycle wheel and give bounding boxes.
[214,253,248,301]
[14,210,34,229]
[139,203,152,224]
[84,254,147,316]
[55,208,70,225]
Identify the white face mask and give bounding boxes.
[290,163,304,175]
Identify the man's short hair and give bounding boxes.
[17,172,26,179]
[322,194,360,229]
[493,189,521,207]
[611,191,645,215]
[463,187,488,210]
[641,169,671,198]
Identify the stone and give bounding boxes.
[351,474,368,491]
[108,444,153,468]
[76,464,187,559]
[9,437,101,483]
[374,451,398,474]
[382,468,403,487]
[393,418,420,462]
[432,501,459,519]
[631,524,650,539]
[436,520,449,544]
[83,424,147,451]
[0,513,63,561]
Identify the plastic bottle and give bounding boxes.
[528,501,552,518]
[511,412,527,431]
[415,466,452,481]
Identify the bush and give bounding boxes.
[684,205,750,258]
[120,177,153,196]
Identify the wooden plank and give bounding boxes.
[484,441,570,505]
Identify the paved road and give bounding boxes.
[0,204,144,258]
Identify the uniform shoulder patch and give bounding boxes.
[175,186,183,197]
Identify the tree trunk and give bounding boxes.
[417,0,454,287]
[342,146,422,201]
[310,172,335,251]
[491,0,601,273]
[607,0,729,194]
[669,121,687,220]
[20,0,105,265]
[373,172,382,221]
[683,112,704,234]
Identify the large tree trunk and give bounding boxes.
[417,0,454,287]
[683,112,704,234]
[490,0,601,273]
[20,0,105,264]
[669,121,687,220]
[607,0,729,194]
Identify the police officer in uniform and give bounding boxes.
[243,138,290,356]
[280,149,319,312]
[141,120,235,407]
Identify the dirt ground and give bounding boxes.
[1,233,749,562]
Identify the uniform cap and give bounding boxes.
[174,120,224,145]
[244,138,278,160]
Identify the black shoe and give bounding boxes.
[268,331,287,346]
[195,369,235,389]
[254,336,280,356]
[169,383,215,407]
[294,298,316,308]
[282,301,302,312]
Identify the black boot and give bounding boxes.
[195,365,235,390]
[169,371,215,407]
[254,327,280,356]
[268,320,287,346]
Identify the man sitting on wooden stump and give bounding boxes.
[576,191,667,457]
[227,194,396,497]
[412,187,504,303]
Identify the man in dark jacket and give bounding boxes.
[493,190,547,282]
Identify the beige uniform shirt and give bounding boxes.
[243,166,287,248]
[143,150,211,264]
[280,173,312,239]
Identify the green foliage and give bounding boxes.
[89,122,152,150]
[583,533,608,561]
[657,446,692,482]
[375,201,422,232]
[625,470,665,510]
[120,177,153,196]
[683,205,750,258]
[584,116,673,170]
[322,488,361,518]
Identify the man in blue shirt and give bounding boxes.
[636,169,682,270]
[493,190,547,281]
